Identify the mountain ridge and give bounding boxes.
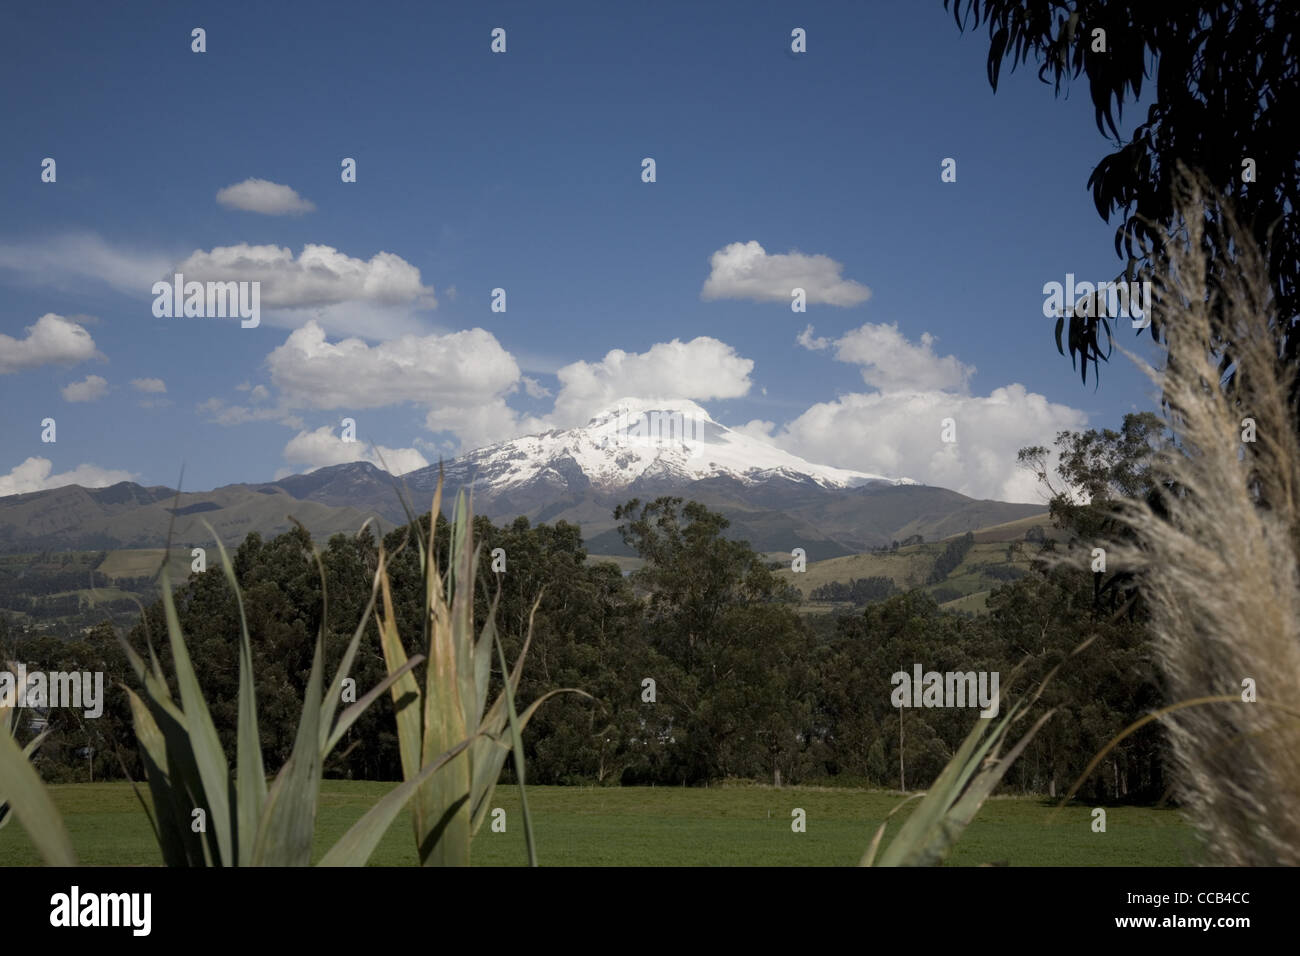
[0,403,1045,557]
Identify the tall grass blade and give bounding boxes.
[202,524,266,866]
[252,630,325,866]
[319,735,480,867]
[0,711,76,865]
[159,568,234,864]
[494,632,537,866]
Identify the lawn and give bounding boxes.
[0,781,1200,866]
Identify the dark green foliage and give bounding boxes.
[809,576,900,605]
[1,621,138,783]
[946,0,1300,396]
[7,466,1168,800]
[927,532,975,584]
[982,564,1027,582]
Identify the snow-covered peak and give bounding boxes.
[424,398,916,493]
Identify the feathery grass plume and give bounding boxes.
[117,519,476,866]
[375,470,587,866]
[1066,167,1300,864]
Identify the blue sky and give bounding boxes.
[0,0,1161,503]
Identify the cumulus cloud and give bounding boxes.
[265,321,545,450]
[764,321,1085,499]
[0,235,437,339]
[61,375,109,402]
[701,240,871,306]
[772,387,1086,502]
[0,458,135,497]
[281,426,429,477]
[424,400,550,452]
[833,323,975,393]
[268,320,518,409]
[130,377,166,393]
[171,244,435,310]
[261,327,757,450]
[0,314,102,373]
[216,178,316,215]
[550,336,754,426]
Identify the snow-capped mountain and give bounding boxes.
[403,398,915,495]
[0,401,1045,560]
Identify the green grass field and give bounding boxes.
[0,781,1200,866]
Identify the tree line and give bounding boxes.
[3,418,1167,802]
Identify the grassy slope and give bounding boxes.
[96,548,193,580]
[968,512,1055,543]
[0,780,1199,867]
[778,542,1035,600]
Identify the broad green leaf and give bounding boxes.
[159,568,234,865]
[123,685,200,866]
[202,524,266,867]
[376,552,422,779]
[320,563,385,756]
[325,654,424,755]
[252,631,325,866]
[318,735,478,867]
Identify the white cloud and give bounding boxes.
[771,386,1085,502]
[0,314,102,373]
[281,427,429,477]
[0,235,436,339]
[216,178,316,215]
[833,323,975,393]
[261,328,756,451]
[268,320,519,409]
[732,419,777,442]
[0,458,135,497]
[265,321,544,450]
[522,376,551,399]
[197,397,303,429]
[550,336,754,426]
[423,400,550,452]
[0,234,174,296]
[701,240,871,306]
[768,321,1086,500]
[172,244,435,310]
[796,324,830,350]
[232,382,271,402]
[130,377,166,393]
[61,374,109,402]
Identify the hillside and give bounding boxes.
[775,513,1056,615]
